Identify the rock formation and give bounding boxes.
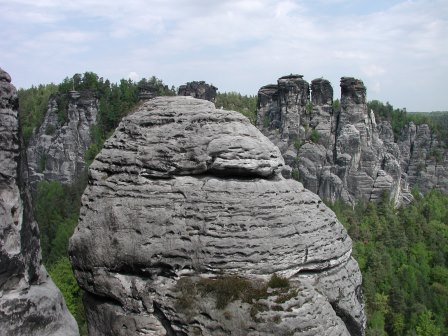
[178,81,218,102]
[257,75,414,205]
[27,90,98,187]
[69,96,365,335]
[398,122,448,193]
[0,68,78,335]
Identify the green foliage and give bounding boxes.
[85,143,100,165]
[309,129,320,143]
[368,100,448,141]
[45,124,56,135]
[215,92,257,124]
[35,177,88,334]
[37,154,47,173]
[268,273,290,289]
[263,114,270,128]
[329,190,448,335]
[306,102,313,114]
[18,83,58,145]
[56,94,69,123]
[197,275,268,309]
[48,257,86,335]
[416,310,441,336]
[291,169,299,181]
[294,140,302,151]
[332,98,341,112]
[35,178,85,264]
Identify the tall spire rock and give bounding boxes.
[26,90,98,187]
[256,74,413,205]
[0,68,78,335]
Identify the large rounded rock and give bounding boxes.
[70,96,365,335]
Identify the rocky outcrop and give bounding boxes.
[398,123,448,193]
[27,90,98,187]
[178,81,217,102]
[0,68,78,335]
[69,96,365,335]
[257,75,413,205]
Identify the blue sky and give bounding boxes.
[1,0,447,111]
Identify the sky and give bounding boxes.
[0,0,447,112]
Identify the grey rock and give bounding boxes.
[70,96,365,335]
[256,75,413,206]
[27,90,98,187]
[0,68,78,335]
[398,122,448,194]
[178,81,217,102]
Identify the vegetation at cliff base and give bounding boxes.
[34,176,88,334]
[330,190,448,336]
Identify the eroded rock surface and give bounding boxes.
[27,90,98,187]
[257,75,413,205]
[0,68,78,335]
[178,81,217,102]
[70,96,365,335]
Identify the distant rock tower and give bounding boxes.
[178,81,218,102]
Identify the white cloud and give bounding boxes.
[1,0,447,111]
[127,72,140,82]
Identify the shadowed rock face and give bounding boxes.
[0,68,78,335]
[70,96,365,335]
[27,90,98,187]
[257,75,413,206]
[178,81,218,102]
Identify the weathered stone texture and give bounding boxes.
[256,75,415,206]
[178,81,217,102]
[0,68,78,335]
[27,90,98,187]
[70,96,365,335]
[398,122,448,194]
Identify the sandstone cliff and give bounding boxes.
[27,90,98,187]
[69,96,365,335]
[0,68,78,335]
[256,75,448,205]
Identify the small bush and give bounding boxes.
[268,273,290,289]
[45,124,56,135]
[198,275,269,309]
[37,154,47,173]
[175,277,197,311]
[291,169,299,181]
[263,115,270,128]
[294,140,302,151]
[250,302,269,322]
[275,289,298,304]
[310,129,320,143]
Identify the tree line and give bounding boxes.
[330,190,447,335]
[17,72,447,335]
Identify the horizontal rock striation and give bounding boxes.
[70,96,365,335]
[27,90,98,187]
[0,68,78,335]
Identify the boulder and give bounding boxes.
[70,96,365,335]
